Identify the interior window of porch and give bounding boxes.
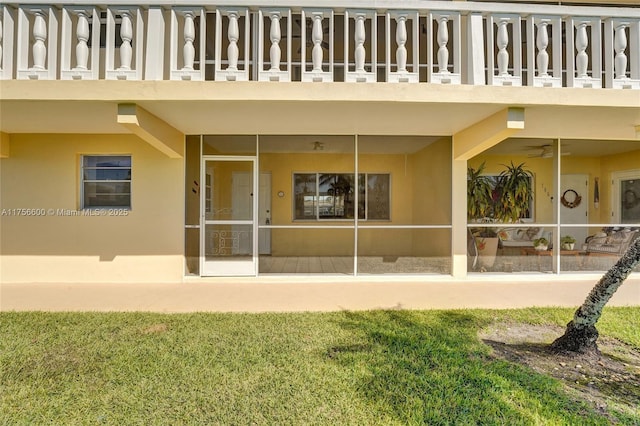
[294,174,316,219]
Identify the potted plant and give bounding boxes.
[533,237,549,251]
[468,162,499,268]
[493,161,533,223]
[467,162,494,222]
[561,235,576,250]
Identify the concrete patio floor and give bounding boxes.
[1,274,639,313]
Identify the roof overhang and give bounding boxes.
[1,81,638,142]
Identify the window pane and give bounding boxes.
[259,228,354,274]
[84,182,131,194]
[83,169,131,181]
[202,135,256,155]
[358,174,366,219]
[358,228,451,274]
[294,174,316,219]
[83,155,132,209]
[84,182,131,207]
[621,179,640,224]
[83,156,131,168]
[319,174,354,219]
[318,174,337,218]
[359,135,450,226]
[475,174,534,222]
[367,174,390,220]
[84,193,131,207]
[205,224,253,257]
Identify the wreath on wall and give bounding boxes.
[561,189,582,209]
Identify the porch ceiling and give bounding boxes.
[1,81,638,148]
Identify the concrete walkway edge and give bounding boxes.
[2,276,639,312]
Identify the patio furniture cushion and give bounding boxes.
[498,227,545,247]
[585,228,639,256]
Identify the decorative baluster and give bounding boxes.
[269,13,281,71]
[32,11,47,70]
[575,22,589,78]
[437,17,449,73]
[119,12,133,70]
[496,19,510,76]
[395,16,407,73]
[614,24,628,80]
[354,14,366,72]
[311,14,323,72]
[182,12,195,70]
[536,21,549,77]
[227,12,239,71]
[75,12,89,70]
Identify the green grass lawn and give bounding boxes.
[1,307,638,425]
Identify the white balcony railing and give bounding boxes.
[1,1,639,89]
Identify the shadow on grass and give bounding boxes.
[483,337,640,420]
[329,310,614,425]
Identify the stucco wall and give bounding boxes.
[0,134,184,283]
[410,137,452,257]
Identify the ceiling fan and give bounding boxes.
[526,145,570,158]
[312,141,325,151]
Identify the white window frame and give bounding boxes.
[292,172,390,221]
[612,169,640,224]
[81,155,132,209]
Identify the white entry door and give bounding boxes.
[560,174,589,247]
[201,157,257,276]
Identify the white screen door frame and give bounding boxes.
[200,156,258,276]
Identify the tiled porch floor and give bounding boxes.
[258,256,452,274]
[486,253,639,273]
[258,254,639,275]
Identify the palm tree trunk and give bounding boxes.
[551,236,640,355]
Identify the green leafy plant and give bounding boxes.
[494,161,533,223]
[467,162,498,238]
[468,161,533,224]
[561,235,576,250]
[467,162,494,221]
[534,237,549,248]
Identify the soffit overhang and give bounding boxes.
[1,81,638,141]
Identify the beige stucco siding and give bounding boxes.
[0,134,184,283]
[411,137,452,257]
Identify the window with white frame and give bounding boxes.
[612,169,640,224]
[293,173,390,220]
[82,155,132,208]
[621,178,640,223]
